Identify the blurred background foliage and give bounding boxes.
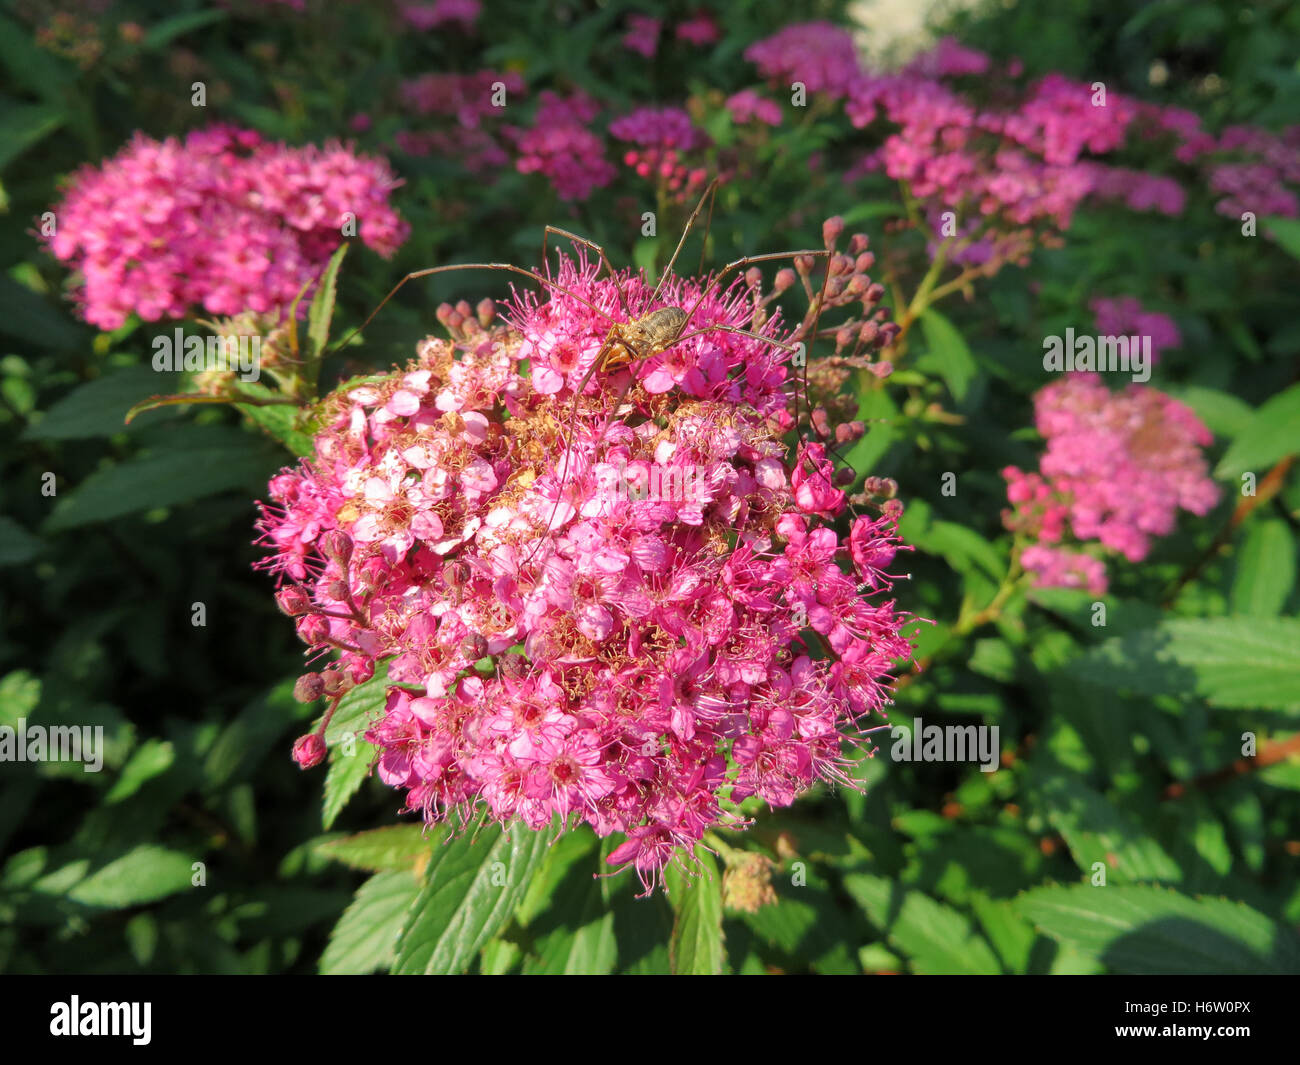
[1,0,1298,974]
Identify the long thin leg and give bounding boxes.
[650,176,721,305]
[330,262,622,355]
[542,226,633,320]
[696,179,718,275]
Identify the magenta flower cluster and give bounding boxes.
[1090,296,1182,362]
[43,125,408,330]
[1002,377,1218,595]
[258,257,912,891]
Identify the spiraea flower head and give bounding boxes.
[1003,376,1218,594]
[257,252,913,893]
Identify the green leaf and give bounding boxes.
[393,824,551,974]
[142,10,227,50]
[1064,617,1300,713]
[322,742,375,831]
[523,871,618,976]
[307,244,348,363]
[1168,385,1254,439]
[1231,518,1295,617]
[0,670,41,730]
[105,739,175,804]
[664,849,725,974]
[25,366,179,440]
[318,824,435,873]
[320,870,422,975]
[65,845,195,908]
[1215,383,1300,479]
[1017,884,1300,974]
[236,402,315,457]
[844,873,1002,974]
[43,446,273,532]
[0,102,65,173]
[840,200,904,225]
[0,516,41,567]
[915,308,978,402]
[319,667,391,828]
[1263,215,1300,260]
[1033,772,1182,884]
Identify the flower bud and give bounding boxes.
[276,586,312,617]
[319,529,353,564]
[836,421,867,445]
[744,267,762,289]
[822,216,844,249]
[292,732,327,769]
[321,667,346,697]
[476,298,496,327]
[500,654,529,679]
[849,233,870,255]
[436,302,455,328]
[773,268,796,293]
[294,672,325,703]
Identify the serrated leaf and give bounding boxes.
[318,824,435,873]
[393,824,550,974]
[322,742,375,831]
[1231,518,1295,617]
[1063,617,1300,713]
[236,401,315,456]
[320,870,422,975]
[1017,884,1300,974]
[523,871,618,976]
[1215,383,1300,479]
[664,849,724,974]
[307,244,348,364]
[43,447,274,532]
[844,872,1002,974]
[65,845,195,908]
[24,366,178,440]
[1034,772,1182,883]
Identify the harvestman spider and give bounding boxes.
[332,178,857,566]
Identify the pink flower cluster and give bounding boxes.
[43,125,408,330]
[847,67,1138,250]
[1003,377,1218,595]
[609,107,710,198]
[399,0,481,32]
[744,20,862,99]
[1091,296,1182,361]
[258,256,912,892]
[509,91,616,201]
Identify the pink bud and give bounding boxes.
[292,732,327,769]
[822,216,844,248]
[276,586,311,616]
